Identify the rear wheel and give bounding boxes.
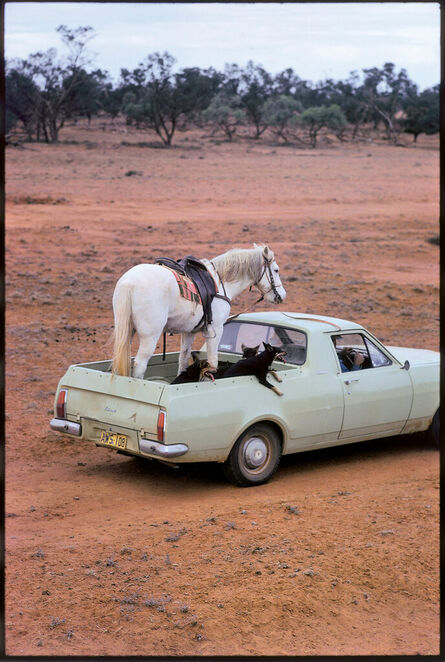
[223,423,281,487]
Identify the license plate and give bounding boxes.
[99,430,127,450]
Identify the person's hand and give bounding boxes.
[354,352,365,366]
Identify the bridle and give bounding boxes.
[251,256,283,304]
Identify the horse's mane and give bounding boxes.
[211,244,272,283]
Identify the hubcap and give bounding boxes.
[243,436,268,469]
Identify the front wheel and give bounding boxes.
[223,424,282,487]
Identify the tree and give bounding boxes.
[121,52,188,146]
[13,25,96,142]
[261,95,302,142]
[202,92,245,140]
[238,61,273,138]
[301,104,347,147]
[62,68,110,124]
[402,85,439,141]
[271,68,314,111]
[360,63,415,143]
[173,66,223,127]
[221,63,242,96]
[107,67,145,120]
[5,66,40,139]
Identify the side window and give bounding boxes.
[332,333,392,371]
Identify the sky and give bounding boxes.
[4,2,440,90]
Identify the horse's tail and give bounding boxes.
[112,283,133,377]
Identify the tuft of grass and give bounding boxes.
[49,617,66,629]
[11,195,69,205]
[121,140,166,149]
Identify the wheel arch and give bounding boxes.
[223,417,287,461]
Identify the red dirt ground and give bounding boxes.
[5,122,439,656]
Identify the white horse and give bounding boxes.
[112,244,286,379]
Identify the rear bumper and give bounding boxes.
[139,438,189,458]
[49,419,188,458]
[50,418,82,436]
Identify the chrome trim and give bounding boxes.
[139,438,188,458]
[50,418,82,436]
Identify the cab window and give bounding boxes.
[219,322,307,365]
[331,333,392,371]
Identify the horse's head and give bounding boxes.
[255,245,286,304]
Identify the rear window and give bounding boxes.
[218,321,307,365]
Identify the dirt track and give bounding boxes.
[5,123,439,655]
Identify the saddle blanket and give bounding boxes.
[164,266,202,305]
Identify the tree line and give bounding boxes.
[6,25,439,147]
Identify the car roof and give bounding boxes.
[225,311,363,333]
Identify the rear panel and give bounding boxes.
[59,365,166,439]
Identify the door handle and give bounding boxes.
[344,379,359,385]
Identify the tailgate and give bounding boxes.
[61,365,166,437]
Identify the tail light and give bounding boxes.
[157,410,166,442]
[56,389,68,419]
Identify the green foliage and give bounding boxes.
[261,95,302,141]
[6,25,96,142]
[174,66,223,123]
[121,51,185,145]
[301,104,347,146]
[6,30,439,149]
[238,61,273,137]
[5,67,40,138]
[202,92,246,140]
[302,104,346,127]
[402,86,439,141]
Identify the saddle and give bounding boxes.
[155,255,229,332]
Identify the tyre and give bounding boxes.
[429,408,440,448]
[223,423,282,487]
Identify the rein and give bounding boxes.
[250,256,282,304]
[209,261,231,305]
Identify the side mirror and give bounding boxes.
[401,360,410,371]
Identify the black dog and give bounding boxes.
[171,352,215,384]
[221,342,286,396]
[239,343,284,384]
[213,343,260,379]
[240,343,260,358]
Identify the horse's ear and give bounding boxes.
[263,245,272,260]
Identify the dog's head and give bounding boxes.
[241,343,260,358]
[190,352,215,382]
[263,342,287,363]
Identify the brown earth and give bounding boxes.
[5,122,440,656]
